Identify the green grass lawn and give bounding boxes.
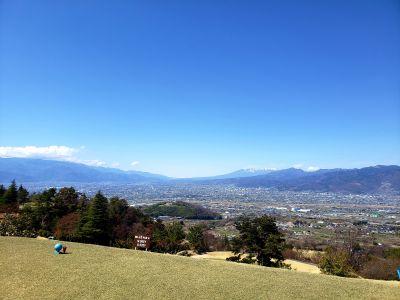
[1,237,399,300]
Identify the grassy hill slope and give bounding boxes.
[1,237,399,300]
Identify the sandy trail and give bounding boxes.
[191,251,321,274]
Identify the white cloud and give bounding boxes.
[306,166,320,172]
[292,163,319,172]
[81,160,107,167]
[292,164,303,169]
[110,162,120,168]
[0,145,113,169]
[130,161,140,167]
[0,146,77,160]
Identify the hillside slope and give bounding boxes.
[1,237,399,299]
[142,201,221,219]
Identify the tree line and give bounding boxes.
[0,181,198,252]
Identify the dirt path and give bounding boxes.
[191,251,321,274]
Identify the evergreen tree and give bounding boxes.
[165,221,186,253]
[0,184,6,204]
[0,184,6,198]
[109,197,128,223]
[187,224,208,254]
[81,191,110,245]
[17,185,29,204]
[77,194,89,212]
[53,187,79,215]
[39,188,57,203]
[151,220,168,252]
[3,180,18,204]
[152,221,185,253]
[108,197,128,244]
[230,215,285,267]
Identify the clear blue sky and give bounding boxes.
[1,1,399,177]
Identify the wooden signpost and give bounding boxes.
[134,234,151,251]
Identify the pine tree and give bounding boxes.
[3,180,18,204]
[0,184,6,204]
[188,224,208,254]
[17,185,29,204]
[165,222,185,253]
[0,184,6,198]
[53,187,79,215]
[83,191,110,245]
[230,215,285,267]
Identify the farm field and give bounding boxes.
[1,236,399,300]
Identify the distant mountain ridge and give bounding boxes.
[187,168,276,180]
[215,168,275,178]
[0,158,168,184]
[1,158,399,194]
[206,165,400,194]
[189,167,321,182]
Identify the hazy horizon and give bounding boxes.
[0,155,399,179]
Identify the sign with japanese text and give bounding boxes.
[134,235,151,250]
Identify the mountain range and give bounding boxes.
[0,158,168,184]
[1,158,399,194]
[187,168,275,180]
[206,166,400,194]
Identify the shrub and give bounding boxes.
[177,250,192,257]
[0,203,19,214]
[240,254,257,264]
[226,254,241,262]
[384,247,400,259]
[359,257,400,280]
[37,229,52,238]
[203,232,229,251]
[0,214,36,237]
[319,247,355,277]
[54,212,80,241]
[309,251,323,265]
[285,248,323,265]
[283,248,300,260]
